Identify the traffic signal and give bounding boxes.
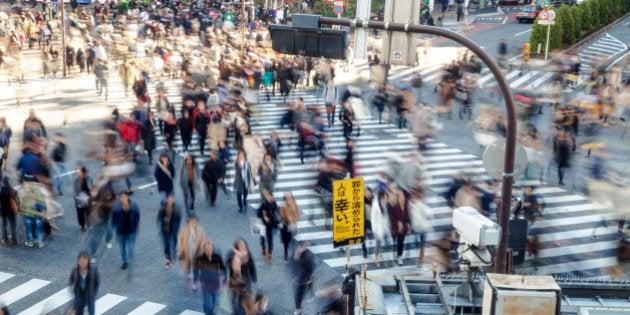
[523,43,530,62]
[268,25,348,59]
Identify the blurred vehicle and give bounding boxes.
[516,5,541,23]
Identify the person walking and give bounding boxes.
[85,184,116,262]
[69,251,99,315]
[154,153,175,204]
[94,60,109,101]
[233,150,254,213]
[279,191,300,260]
[19,175,48,248]
[177,215,205,290]
[258,189,280,265]
[73,166,92,232]
[202,151,225,208]
[226,238,257,310]
[388,186,411,265]
[258,153,279,198]
[293,241,315,315]
[180,154,200,211]
[51,133,68,196]
[177,109,194,152]
[193,237,227,315]
[456,3,464,22]
[554,129,573,186]
[0,117,12,172]
[193,103,211,155]
[111,192,141,270]
[157,195,181,269]
[142,111,157,164]
[323,79,338,128]
[0,177,18,248]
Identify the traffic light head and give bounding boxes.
[268,25,348,59]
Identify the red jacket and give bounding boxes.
[118,120,141,143]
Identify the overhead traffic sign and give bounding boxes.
[332,177,364,248]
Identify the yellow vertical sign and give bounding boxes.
[332,177,364,248]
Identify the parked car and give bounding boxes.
[516,5,541,23]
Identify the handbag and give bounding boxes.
[409,200,433,234]
[9,194,19,213]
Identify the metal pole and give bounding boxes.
[544,21,551,60]
[301,16,518,274]
[60,0,67,78]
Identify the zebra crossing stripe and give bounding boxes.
[0,279,49,306]
[127,301,167,315]
[526,257,618,275]
[180,310,205,315]
[0,272,15,284]
[17,287,73,315]
[94,293,127,315]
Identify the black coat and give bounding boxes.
[69,266,99,302]
[202,159,225,184]
[142,119,156,151]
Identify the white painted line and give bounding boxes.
[0,272,15,284]
[510,71,539,88]
[137,182,157,190]
[514,29,533,37]
[0,279,49,306]
[607,51,630,71]
[17,287,73,315]
[536,240,618,259]
[180,311,205,315]
[128,302,167,315]
[526,71,555,89]
[95,293,127,315]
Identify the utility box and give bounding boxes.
[381,0,420,66]
[482,274,561,315]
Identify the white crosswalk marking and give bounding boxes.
[94,293,127,315]
[0,272,15,284]
[128,301,167,315]
[16,287,73,315]
[180,310,205,315]
[0,279,49,306]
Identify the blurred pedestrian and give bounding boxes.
[180,154,200,211]
[193,237,227,315]
[258,189,279,265]
[0,117,12,172]
[142,111,157,164]
[177,109,194,152]
[293,241,315,315]
[0,177,18,248]
[157,195,181,269]
[202,151,225,208]
[258,153,278,198]
[19,175,47,248]
[69,251,99,315]
[177,215,206,290]
[193,103,211,154]
[73,166,92,232]
[94,60,109,101]
[554,129,573,186]
[323,79,338,128]
[279,192,300,260]
[227,238,257,310]
[154,153,174,204]
[111,192,141,270]
[51,133,67,196]
[234,150,255,213]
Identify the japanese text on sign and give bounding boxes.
[333,178,364,248]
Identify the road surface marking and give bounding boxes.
[17,287,73,315]
[0,279,49,306]
[515,29,532,37]
[128,302,167,315]
[95,293,127,315]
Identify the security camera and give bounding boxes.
[452,207,501,248]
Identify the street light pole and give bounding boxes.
[289,15,518,273]
[60,0,67,77]
[241,0,246,57]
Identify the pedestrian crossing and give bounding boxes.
[0,271,203,315]
[96,58,621,280]
[577,33,628,70]
[212,89,620,278]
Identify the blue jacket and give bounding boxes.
[111,200,141,234]
[16,152,43,180]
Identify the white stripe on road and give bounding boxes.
[95,293,127,315]
[17,287,73,315]
[128,301,167,315]
[0,272,15,284]
[180,311,205,315]
[0,279,49,306]
[525,257,618,275]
